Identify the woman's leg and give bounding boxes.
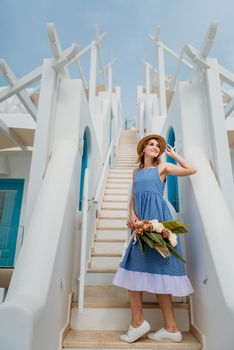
[156,294,179,332]
[128,290,144,327]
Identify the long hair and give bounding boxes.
[137,138,162,169]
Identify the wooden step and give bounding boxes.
[63,330,201,349]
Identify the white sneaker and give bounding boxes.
[147,327,182,342]
[120,320,151,343]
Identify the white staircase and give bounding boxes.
[63,130,201,349]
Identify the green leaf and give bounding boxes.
[165,242,187,264]
[144,232,165,246]
[137,236,146,254]
[141,234,155,248]
[161,220,189,234]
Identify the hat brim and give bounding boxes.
[137,134,166,156]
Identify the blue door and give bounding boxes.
[166,128,180,212]
[0,179,24,266]
[79,132,88,211]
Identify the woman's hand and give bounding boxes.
[127,213,139,229]
[164,144,177,159]
[131,213,139,223]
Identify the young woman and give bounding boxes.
[113,134,197,343]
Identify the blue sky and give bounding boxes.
[1,0,234,121]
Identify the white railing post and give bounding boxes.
[157,43,167,117]
[89,41,97,110]
[78,168,89,313]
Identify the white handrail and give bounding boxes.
[93,140,114,204]
[187,148,234,312]
[78,167,89,313]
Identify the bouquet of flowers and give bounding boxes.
[127,218,188,263]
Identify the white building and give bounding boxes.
[0,21,233,350]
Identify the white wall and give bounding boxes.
[160,78,234,350]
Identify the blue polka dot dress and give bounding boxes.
[113,165,194,296]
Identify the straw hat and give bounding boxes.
[137,134,166,157]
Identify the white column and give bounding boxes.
[24,59,58,229]
[157,43,167,117]
[108,64,112,95]
[145,63,150,94]
[89,41,97,111]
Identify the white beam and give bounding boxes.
[157,43,167,116]
[0,119,27,149]
[94,25,107,87]
[0,60,38,120]
[52,44,79,71]
[108,63,112,94]
[102,57,117,73]
[145,62,151,94]
[0,147,32,155]
[183,44,211,69]
[218,64,234,87]
[0,65,42,104]
[74,60,88,90]
[69,32,107,66]
[47,22,70,78]
[149,36,193,70]
[224,98,234,118]
[89,41,97,108]
[200,21,218,58]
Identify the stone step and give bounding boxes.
[104,188,129,195]
[113,165,138,169]
[95,229,128,240]
[108,174,132,179]
[114,158,137,161]
[93,241,124,254]
[115,158,137,162]
[89,255,121,269]
[97,218,127,230]
[109,169,134,173]
[103,194,128,202]
[79,286,185,306]
[99,209,128,218]
[101,202,128,210]
[106,183,130,189]
[70,307,190,332]
[63,330,201,349]
[85,271,116,285]
[107,178,132,184]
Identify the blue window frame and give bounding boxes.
[0,179,24,266]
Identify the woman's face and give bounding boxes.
[143,138,160,158]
